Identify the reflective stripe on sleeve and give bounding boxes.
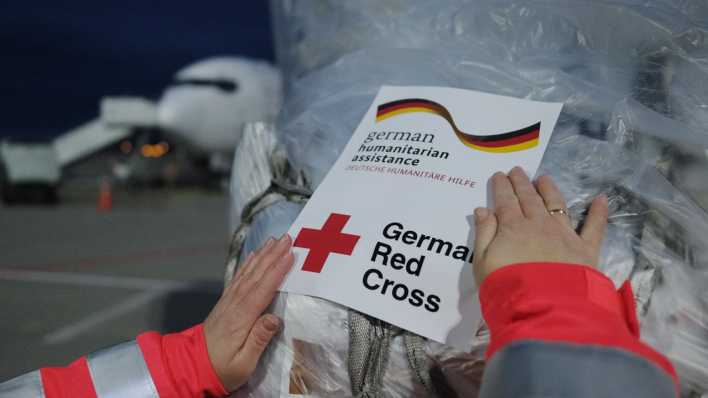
[0,370,45,398]
[86,341,159,398]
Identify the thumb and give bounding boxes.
[473,208,498,287]
[473,207,497,256]
[233,314,281,386]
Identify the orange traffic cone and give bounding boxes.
[97,179,113,212]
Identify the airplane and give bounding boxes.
[1,56,282,203]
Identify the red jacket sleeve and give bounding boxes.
[137,324,228,398]
[479,262,679,388]
[40,358,99,398]
[37,324,227,398]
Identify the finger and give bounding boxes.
[242,236,284,283]
[239,237,276,280]
[228,239,292,327]
[234,314,281,379]
[491,172,522,222]
[508,166,547,218]
[536,175,571,228]
[230,251,256,286]
[473,208,497,256]
[247,250,295,313]
[580,195,609,252]
[212,252,257,320]
[247,234,292,283]
[228,238,276,297]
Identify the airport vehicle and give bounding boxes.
[0,141,60,204]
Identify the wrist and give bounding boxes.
[137,324,229,398]
[479,262,678,387]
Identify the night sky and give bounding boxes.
[0,1,274,140]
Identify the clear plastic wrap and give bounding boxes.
[227,1,708,396]
[229,122,280,234]
[271,0,704,89]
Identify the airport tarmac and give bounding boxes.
[0,187,231,379]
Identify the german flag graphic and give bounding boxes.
[376,98,540,153]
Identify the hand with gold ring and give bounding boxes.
[472,167,608,286]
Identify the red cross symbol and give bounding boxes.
[293,213,361,273]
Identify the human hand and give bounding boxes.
[472,167,608,286]
[203,234,294,392]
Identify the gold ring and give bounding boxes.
[548,208,568,217]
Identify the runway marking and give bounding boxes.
[1,242,224,273]
[0,269,191,291]
[43,291,164,345]
[0,269,224,345]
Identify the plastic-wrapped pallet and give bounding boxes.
[227,121,310,276]
[229,122,280,233]
[226,1,708,396]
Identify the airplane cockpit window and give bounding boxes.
[171,78,238,93]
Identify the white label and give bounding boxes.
[280,85,563,350]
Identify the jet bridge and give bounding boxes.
[0,98,152,204]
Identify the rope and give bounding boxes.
[348,311,394,398]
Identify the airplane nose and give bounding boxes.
[157,104,179,131]
[157,90,204,136]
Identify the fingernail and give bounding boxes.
[493,171,505,178]
[264,315,281,332]
[598,194,608,205]
[511,166,525,175]
[277,233,291,247]
[475,207,489,222]
[280,250,295,267]
[264,237,275,248]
